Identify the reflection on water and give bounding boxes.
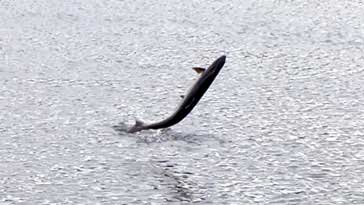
[113,122,223,145]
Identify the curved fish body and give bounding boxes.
[127,55,226,133]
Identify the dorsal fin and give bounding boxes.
[192,67,206,74]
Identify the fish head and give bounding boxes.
[208,55,226,74]
[202,55,226,79]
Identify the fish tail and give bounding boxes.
[127,118,145,133]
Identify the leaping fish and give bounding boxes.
[127,55,226,133]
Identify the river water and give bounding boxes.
[1,0,364,204]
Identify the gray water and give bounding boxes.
[1,0,364,204]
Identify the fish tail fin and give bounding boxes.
[135,119,144,127]
[127,118,146,133]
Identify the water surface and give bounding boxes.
[1,0,364,204]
